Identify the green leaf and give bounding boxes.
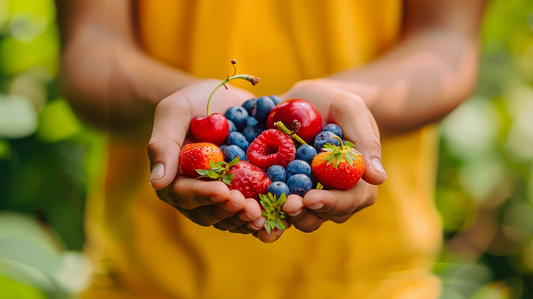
[345,141,355,148]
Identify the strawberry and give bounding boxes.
[179,142,224,178]
[227,160,271,199]
[311,138,365,190]
[247,129,296,170]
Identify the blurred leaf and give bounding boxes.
[0,0,8,34]
[0,94,38,138]
[0,138,9,159]
[36,99,82,143]
[0,274,47,299]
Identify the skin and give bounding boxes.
[56,0,487,242]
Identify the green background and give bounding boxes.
[1,0,533,298]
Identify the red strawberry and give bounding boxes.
[311,138,365,190]
[247,129,296,170]
[179,142,224,178]
[227,160,271,199]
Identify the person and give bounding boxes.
[55,0,487,298]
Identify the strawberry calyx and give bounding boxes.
[322,136,362,168]
[195,157,240,186]
[259,192,287,234]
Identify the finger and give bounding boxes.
[179,190,247,227]
[329,94,387,185]
[148,97,192,190]
[158,179,231,209]
[213,198,262,230]
[283,194,326,232]
[302,185,377,221]
[256,220,289,243]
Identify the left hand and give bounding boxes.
[279,79,388,232]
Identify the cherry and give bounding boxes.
[266,99,322,144]
[190,59,259,145]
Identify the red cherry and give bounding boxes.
[267,99,322,144]
[190,113,229,145]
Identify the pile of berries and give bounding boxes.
[179,60,365,233]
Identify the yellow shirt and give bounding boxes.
[82,1,443,298]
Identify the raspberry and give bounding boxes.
[246,129,296,170]
[227,161,271,199]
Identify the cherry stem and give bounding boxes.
[274,121,308,145]
[206,60,259,116]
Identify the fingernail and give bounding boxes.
[149,163,165,184]
[309,202,324,211]
[371,158,387,178]
[230,201,244,210]
[287,209,302,217]
[211,195,225,203]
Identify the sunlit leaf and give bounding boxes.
[0,94,38,138]
[36,98,82,143]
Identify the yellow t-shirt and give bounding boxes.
[82,1,443,298]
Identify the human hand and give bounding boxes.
[147,79,265,236]
[279,79,388,232]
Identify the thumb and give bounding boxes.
[147,98,190,190]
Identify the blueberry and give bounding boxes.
[219,144,229,155]
[227,119,237,133]
[225,145,247,162]
[295,145,317,165]
[225,106,249,130]
[242,98,257,116]
[254,96,276,124]
[268,181,290,198]
[241,126,263,142]
[246,116,259,127]
[286,160,312,180]
[269,95,283,105]
[287,174,313,197]
[227,131,249,152]
[322,123,343,139]
[266,165,287,182]
[314,131,340,152]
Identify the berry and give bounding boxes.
[247,129,296,170]
[190,113,229,145]
[267,99,322,144]
[266,165,286,182]
[267,182,290,199]
[314,131,340,152]
[286,160,312,180]
[227,119,237,133]
[269,95,283,105]
[311,138,365,190]
[225,106,249,130]
[242,98,257,116]
[322,123,343,139]
[254,96,276,124]
[287,174,313,197]
[246,116,259,127]
[219,144,229,155]
[225,145,247,162]
[227,161,271,200]
[295,144,317,164]
[179,142,224,178]
[242,126,263,142]
[227,131,249,152]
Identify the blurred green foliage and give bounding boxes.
[0,0,532,298]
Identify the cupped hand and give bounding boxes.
[280,79,388,232]
[147,79,265,235]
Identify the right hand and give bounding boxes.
[147,80,264,234]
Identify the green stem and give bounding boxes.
[274,121,308,145]
[206,74,255,116]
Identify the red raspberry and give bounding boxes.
[227,161,271,199]
[246,129,296,170]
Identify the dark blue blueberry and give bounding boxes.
[254,96,276,124]
[227,131,249,152]
[225,106,249,130]
[295,145,317,165]
[246,116,259,127]
[242,98,257,116]
[269,95,283,105]
[322,123,343,139]
[219,145,229,155]
[286,160,312,180]
[227,119,236,133]
[225,145,247,162]
[287,174,313,197]
[314,131,340,152]
[241,126,263,142]
[266,165,286,182]
[268,182,290,198]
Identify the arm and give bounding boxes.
[282,0,488,232]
